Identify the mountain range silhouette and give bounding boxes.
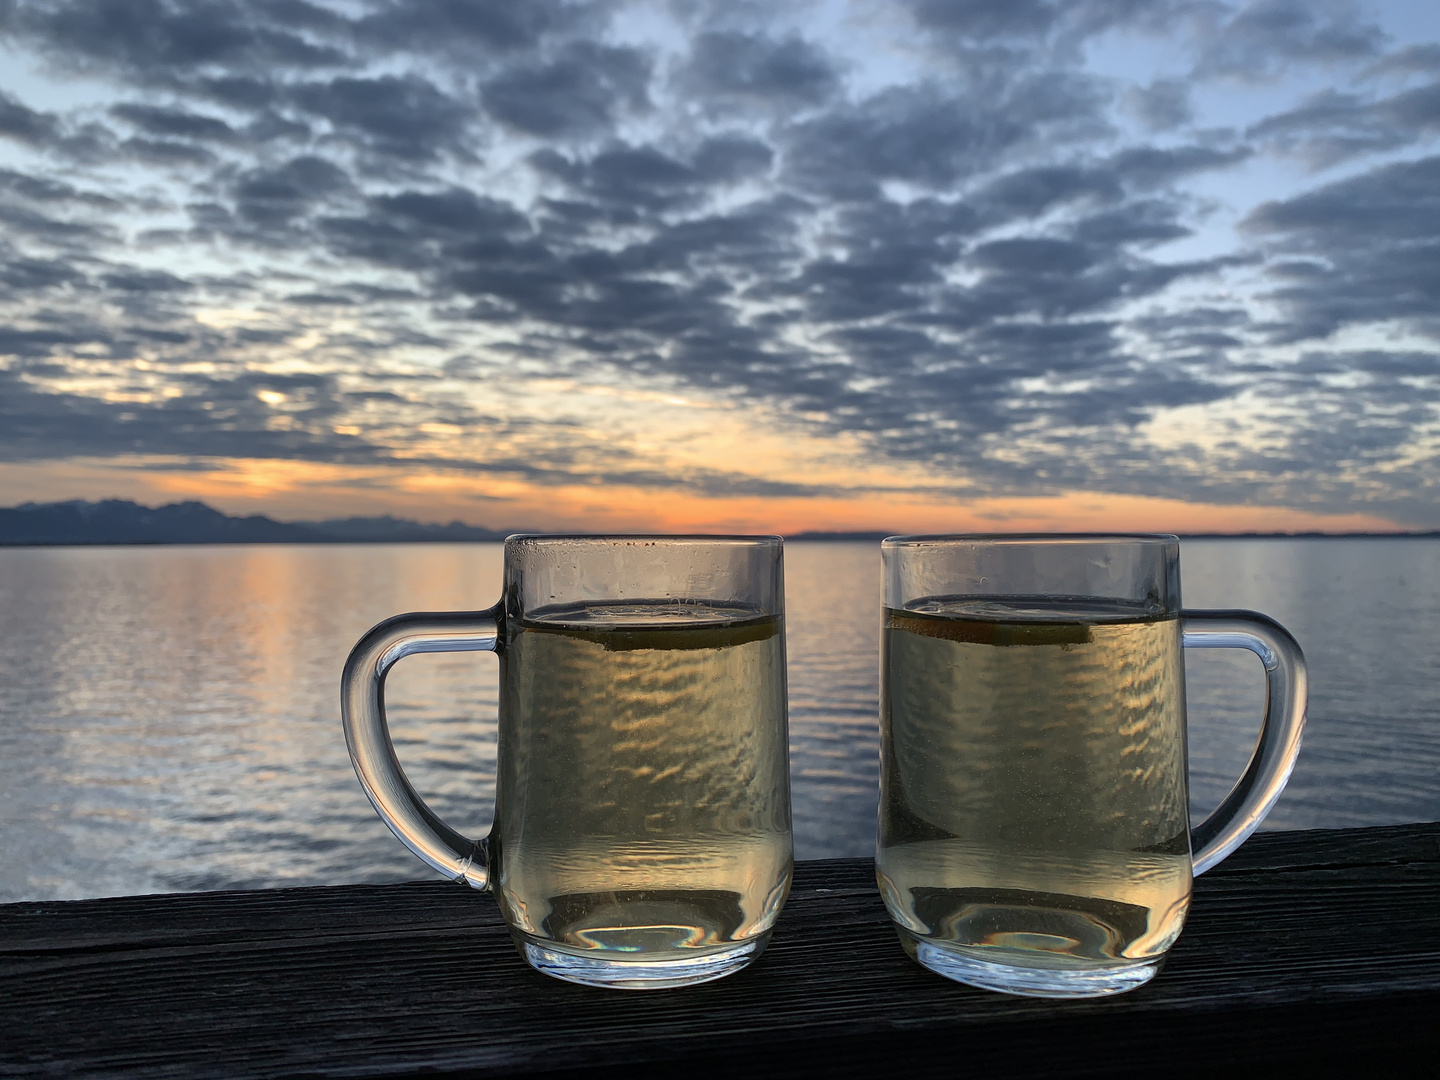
[0,500,1422,546]
[0,500,513,546]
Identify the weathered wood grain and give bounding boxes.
[1,824,1436,1079]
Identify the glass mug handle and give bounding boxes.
[1182,609,1308,875]
[341,609,500,890]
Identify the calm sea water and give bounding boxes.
[0,539,1435,902]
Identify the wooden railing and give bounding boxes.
[2,823,1436,1078]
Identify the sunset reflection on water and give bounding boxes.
[1,539,1436,902]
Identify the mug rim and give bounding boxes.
[505,533,783,545]
[882,532,1179,547]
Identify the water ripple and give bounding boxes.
[0,538,1435,901]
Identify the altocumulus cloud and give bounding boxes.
[0,0,1437,524]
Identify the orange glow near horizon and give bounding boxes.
[0,456,1411,535]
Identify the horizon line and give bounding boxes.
[2,497,1437,542]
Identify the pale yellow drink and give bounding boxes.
[492,604,791,962]
[878,602,1192,973]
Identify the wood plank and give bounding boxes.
[0,823,1436,1079]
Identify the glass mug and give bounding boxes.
[877,535,1307,998]
[342,535,792,989]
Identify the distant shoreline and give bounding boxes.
[790,530,1440,541]
[2,500,1435,547]
[2,533,1436,549]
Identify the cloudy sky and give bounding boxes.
[0,0,1437,532]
